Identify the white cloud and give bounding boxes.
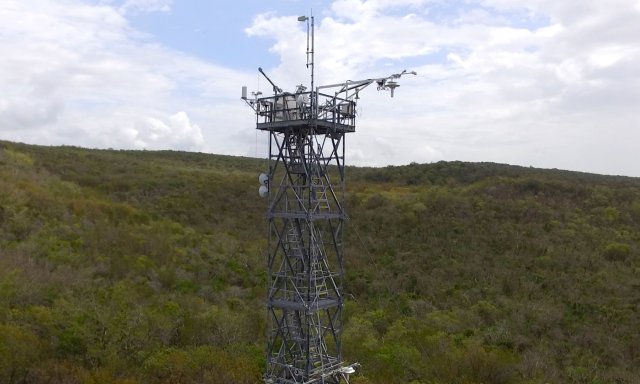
[118,0,172,14]
[0,0,638,176]
[0,0,254,154]
[247,0,640,176]
[0,97,64,130]
[131,111,205,150]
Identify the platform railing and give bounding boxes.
[256,92,356,128]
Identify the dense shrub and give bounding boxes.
[1,140,639,383]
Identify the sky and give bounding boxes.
[1,0,639,176]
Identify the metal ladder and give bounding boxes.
[311,175,330,213]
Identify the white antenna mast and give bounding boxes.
[298,11,314,115]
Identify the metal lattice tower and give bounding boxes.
[243,13,415,384]
[259,100,352,384]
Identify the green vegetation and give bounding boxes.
[1,140,639,383]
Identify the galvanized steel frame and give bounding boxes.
[259,98,352,383]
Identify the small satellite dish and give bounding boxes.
[339,366,356,374]
[259,185,268,198]
[259,173,269,186]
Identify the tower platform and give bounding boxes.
[255,92,356,134]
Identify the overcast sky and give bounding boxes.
[1,0,639,176]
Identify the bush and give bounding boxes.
[0,324,43,382]
[603,242,631,262]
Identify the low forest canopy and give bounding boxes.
[1,139,639,384]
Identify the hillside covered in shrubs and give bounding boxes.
[1,140,639,383]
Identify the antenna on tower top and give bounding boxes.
[298,11,314,114]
